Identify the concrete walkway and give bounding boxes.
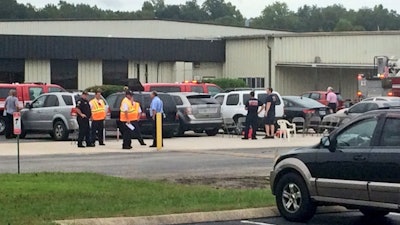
[0,134,321,156]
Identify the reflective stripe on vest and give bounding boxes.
[120,98,140,122]
[90,99,106,121]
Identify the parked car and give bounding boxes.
[105,92,179,138]
[143,81,223,96]
[282,96,330,122]
[170,92,223,136]
[362,96,400,102]
[0,82,65,134]
[20,92,79,140]
[270,109,400,222]
[323,100,400,125]
[301,91,345,110]
[214,90,284,130]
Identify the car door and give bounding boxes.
[223,93,241,119]
[22,95,47,130]
[315,117,378,201]
[368,115,400,205]
[40,94,60,130]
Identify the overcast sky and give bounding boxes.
[17,0,400,18]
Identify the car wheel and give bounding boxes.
[0,117,5,135]
[275,173,316,222]
[19,123,27,139]
[205,128,219,136]
[360,208,389,217]
[53,121,69,141]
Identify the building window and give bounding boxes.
[0,59,24,83]
[51,60,78,90]
[241,77,265,88]
[103,60,128,85]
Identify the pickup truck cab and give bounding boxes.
[143,81,223,96]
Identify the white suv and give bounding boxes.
[214,90,284,126]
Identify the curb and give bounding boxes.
[55,206,347,225]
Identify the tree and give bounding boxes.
[180,0,207,21]
[251,2,298,30]
[202,0,244,26]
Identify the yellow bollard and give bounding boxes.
[156,112,163,150]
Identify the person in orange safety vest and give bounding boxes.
[89,89,107,146]
[119,91,146,150]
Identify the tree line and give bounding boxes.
[1,0,400,32]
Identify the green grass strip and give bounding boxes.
[0,173,274,225]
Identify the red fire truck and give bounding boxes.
[356,56,400,100]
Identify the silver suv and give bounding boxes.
[270,109,400,222]
[21,93,80,140]
[170,92,223,136]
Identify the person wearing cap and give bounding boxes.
[327,86,338,113]
[89,89,106,146]
[76,91,94,148]
[119,91,145,149]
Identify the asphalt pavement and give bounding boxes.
[183,212,400,225]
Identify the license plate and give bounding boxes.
[320,110,326,116]
[199,108,217,114]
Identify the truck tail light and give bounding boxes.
[388,91,393,96]
[140,112,147,120]
[106,107,111,117]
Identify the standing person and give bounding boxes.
[149,91,164,148]
[89,89,106,146]
[130,94,146,146]
[242,91,263,140]
[263,88,277,139]
[4,89,19,139]
[327,87,338,113]
[119,91,136,149]
[76,91,94,148]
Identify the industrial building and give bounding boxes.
[1,19,400,99]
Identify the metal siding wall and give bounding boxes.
[225,39,268,78]
[193,62,223,79]
[24,60,50,83]
[275,35,400,64]
[78,60,102,90]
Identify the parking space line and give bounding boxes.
[241,220,275,225]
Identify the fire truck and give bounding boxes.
[357,56,400,100]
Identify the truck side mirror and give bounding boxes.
[25,103,31,109]
[321,136,337,152]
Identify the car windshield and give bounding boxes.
[187,95,218,105]
[285,97,326,108]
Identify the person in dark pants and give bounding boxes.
[76,91,93,148]
[242,91,263,140]
[89,89,106,146]
[149,91,164,148]
[120,91,141,149]
[264,87,277,139]
[4,89,19,139]
[131,94,146,146]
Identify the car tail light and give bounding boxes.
[388,91,393,96]
[357,91,363,96]
[71,108,77,116]
[106,107,111,117]
[140,112,147,120]
[303,109,315,114]
[185,107,193,115]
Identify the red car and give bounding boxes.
[143,81,223,96]
[301,91,344,110]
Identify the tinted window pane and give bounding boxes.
[103,60,128,86]
[0,88,15,100]
[337,118,377,148]
[258,94,267,103]
[380,118,400,146]
[32,95,47,108]
[49,87,63,93]
[62,95,73,106]
[158,94,176,112]
[310,93,320,100]
[0,59,24,83]
[149,86,181,92]
[173,96,184,105]
[190,86,203,93]
[226,94,239,106]
[51,60,78,90]
[44,95,59,107]
[207,86,222,96]
[243,94,251,104]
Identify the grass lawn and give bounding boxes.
[0,173,274,225]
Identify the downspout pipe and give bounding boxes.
[267,36,272,87]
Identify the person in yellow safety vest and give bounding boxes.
[119,91,146,150]
[89,89,107,146]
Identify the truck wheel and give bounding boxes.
[53,121,69,141]
[0,117,5,135]
[360,208,389,217]
[205,128,219,136]
[275,173,316,222]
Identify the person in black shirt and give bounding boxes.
[242,91,263,140]
[264,87,277,139]
[75,91,94,148]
